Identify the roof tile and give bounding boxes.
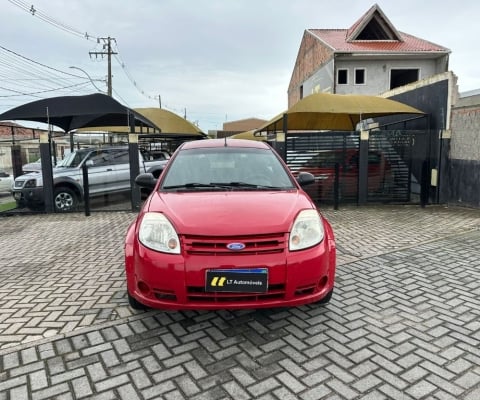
[309,29,449,53]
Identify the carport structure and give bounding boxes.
[255,93,426,206]
[75,107,207,156]
[0,93,160,212]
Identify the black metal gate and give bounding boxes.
[285,130,430,205]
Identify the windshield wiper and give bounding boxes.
[211,182,284,190]
[163,182,227,190]
[211,181,257,188]
[163,182,286,191]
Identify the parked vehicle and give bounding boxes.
[22,157,58,173]
[125,138,336,310]
[0,171,13,193]
[12,146,168,212]
[298,149,394,201]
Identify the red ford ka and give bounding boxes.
[125,138,336,310]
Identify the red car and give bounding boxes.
[125,139,336,310]
[300,149,394,201]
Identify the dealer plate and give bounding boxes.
[205,268,268,293]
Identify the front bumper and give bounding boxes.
[12,187,44,206]
[125,235,336,310]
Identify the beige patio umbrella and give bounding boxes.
[255,92,425,133]
[76,107,205,135]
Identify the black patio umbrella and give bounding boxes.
[0,93,160,132]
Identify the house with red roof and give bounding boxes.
[288,4,451,106]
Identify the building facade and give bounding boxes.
[288,4,450,106]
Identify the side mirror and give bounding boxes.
[135,173,157,190]
[296,171,315,186]
[85,160,94,167]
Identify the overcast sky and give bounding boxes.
[1,0,479,132]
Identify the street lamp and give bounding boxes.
[69,66,106,94]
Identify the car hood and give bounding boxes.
[145,190,315,236]
[14,167,79,183]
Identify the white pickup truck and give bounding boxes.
[12,146,168,212]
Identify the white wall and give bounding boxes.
[304,58,441,96]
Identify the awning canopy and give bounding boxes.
[0,93,159,132]
[76,107,206,136]
[256,92,425,132]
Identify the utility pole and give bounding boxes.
[89,37,117,96]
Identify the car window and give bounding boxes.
[110,149,130,165]
[162,147,295,189]
[87,150,113,167]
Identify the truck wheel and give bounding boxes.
[54,187,78,212]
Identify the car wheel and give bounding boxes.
[54,187,78,212]
[128,292,147,310]
[316,289,333,305]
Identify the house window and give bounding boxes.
[390,69,419,89]
[300,85,303,99]
[337,69,348,85]
[355,68,366,85]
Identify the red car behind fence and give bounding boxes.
[297,149,394,202]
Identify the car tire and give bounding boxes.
[128,292,147,310]
[54,187,78,212]
[316,288,333,305]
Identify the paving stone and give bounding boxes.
[71,376,94,399]
[116,383,142,400]
[30,382,70,400]
[0,206,479,399]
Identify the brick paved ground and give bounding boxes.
[0,205,479,399]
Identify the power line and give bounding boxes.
[0,45,80,78]
[2,2,208,123]
[0,45,93,96]
[0,82,91,98]
[7,0,98,42]
[0,44,104,109]
[7,0,159,103]
[113,47,159,103]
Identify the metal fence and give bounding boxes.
[1,133,204,215]
[285,130,431,206]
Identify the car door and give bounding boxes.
[109,148,131,192]
[111,147,130,192]
[84,149,117,194]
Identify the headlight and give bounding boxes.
[289,209,324,251]
[24,179,38,188]
[138,212,180,254]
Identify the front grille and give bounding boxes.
[186,283,286,303]
[183,233,287,256]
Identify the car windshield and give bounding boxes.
[58,149,90,167]
[161,147,295,191]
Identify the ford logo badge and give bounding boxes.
[227,242,246,251]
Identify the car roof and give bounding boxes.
[75,146,128,152]
[180,138,270,150]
